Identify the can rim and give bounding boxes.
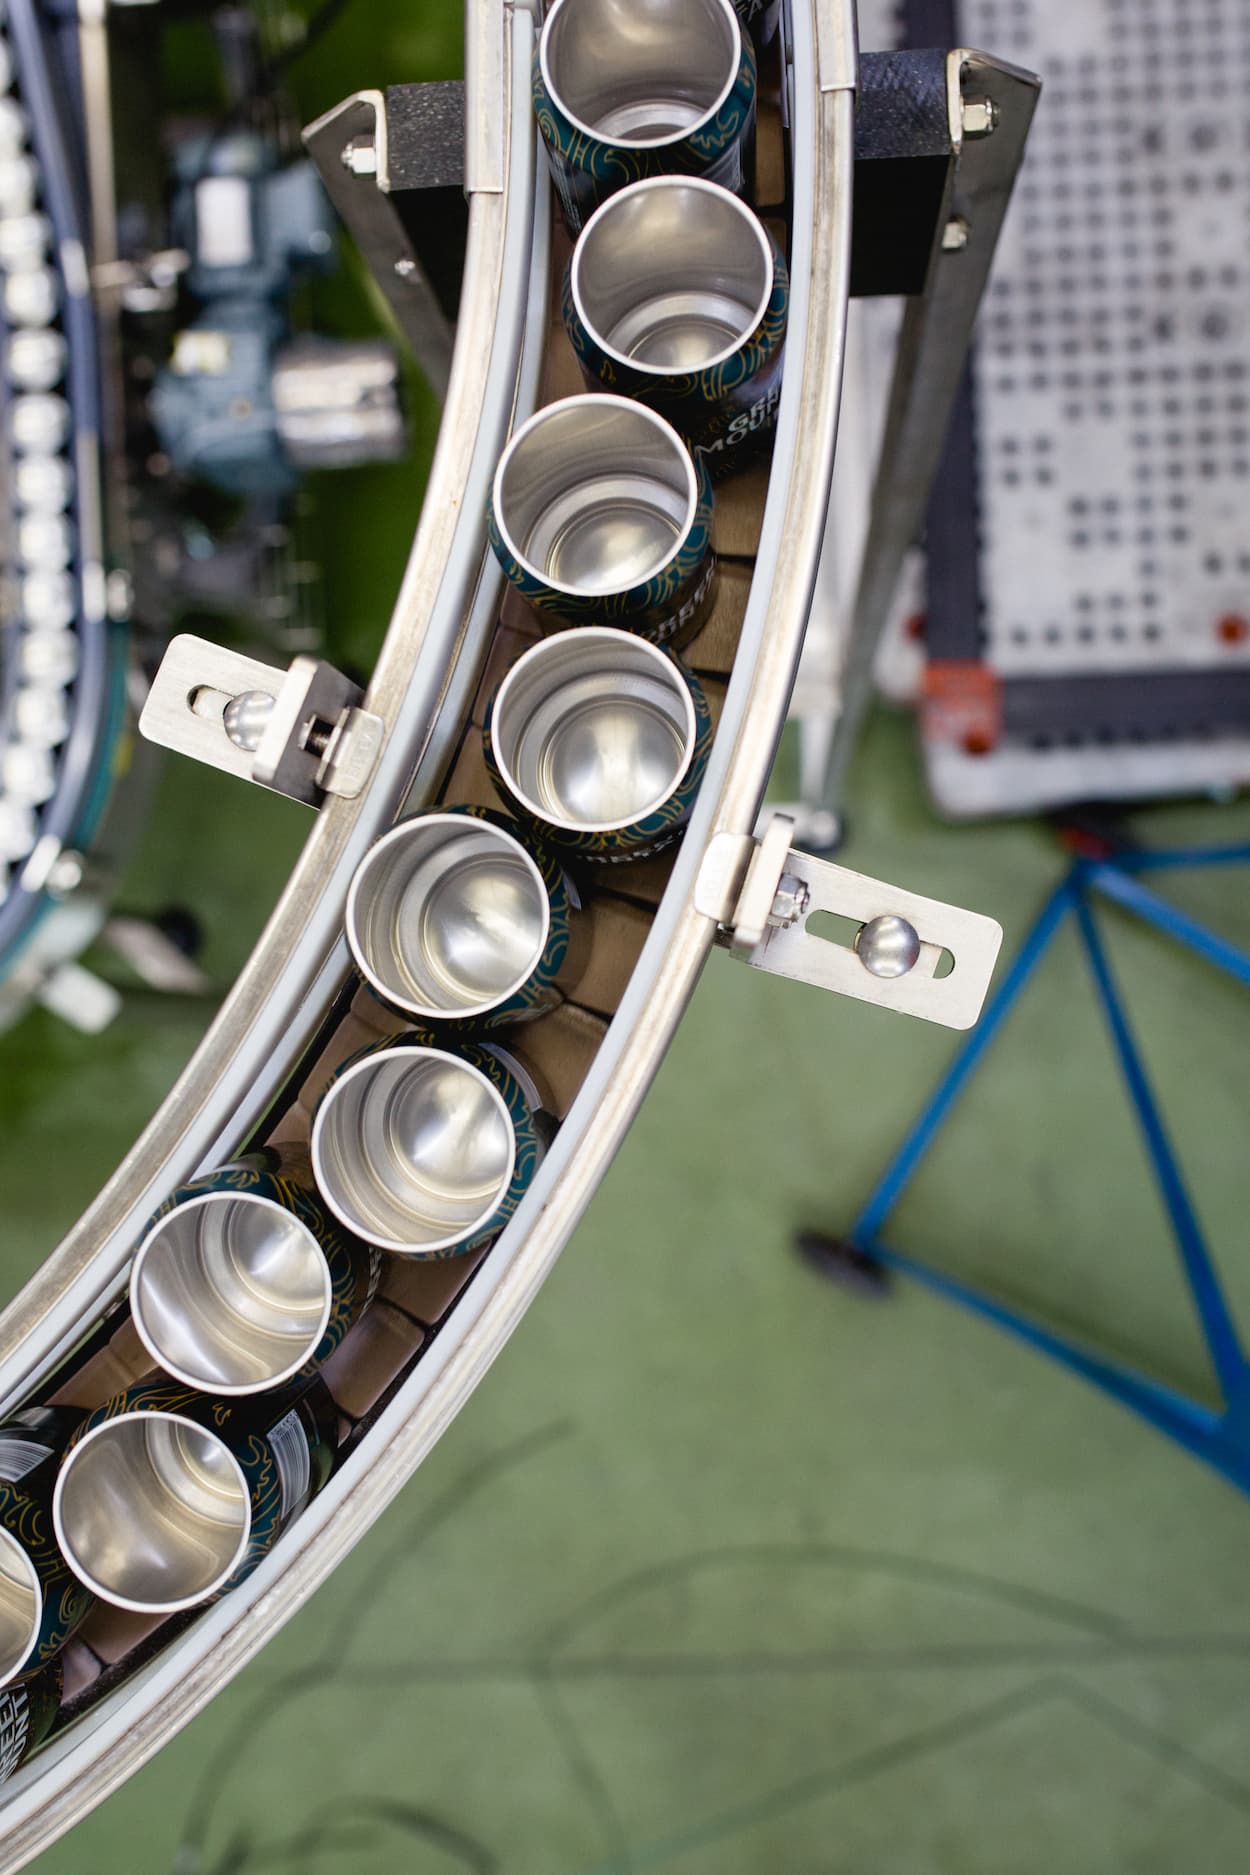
[571,176,775,378]
[0,1525,43,1691]
[310,1045,519,1256]
[345,812,553,1021]
[539,0,742,153]
[490,626,698,833]
[52,1412,253,1614]
[129,1192,334,1398]
[492,393,699,599]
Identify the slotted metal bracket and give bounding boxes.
[303,88,458,399]
[138,633,383,806]
[696,815,1003,1030]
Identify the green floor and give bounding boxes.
[6,5,1250,1870]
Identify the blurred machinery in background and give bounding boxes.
[0,0,405,1032]
[151,128,402,496]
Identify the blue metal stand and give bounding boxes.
[823,838,1250,1495]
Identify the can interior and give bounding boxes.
[349,818,550,1019]
[574,180,774,373]
[0,1527,41,1687]
[55,1416,251,1612]
[313,1050,516,1253]
[132,1196,332,1394]
[493,630,696,831]
[496,398,696,598]
[542,0,738,146]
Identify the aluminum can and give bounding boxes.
[563,176,788,476]
[533,0,757,233]
[52,1378,338,1615]
[131,1150,380,1397]
[485,627,713,864]
[0,1655,62,1789]
[489,394,715,649]
[345,805,587,1027]
[0,1408,92,1690]
[311,1033,546,1260]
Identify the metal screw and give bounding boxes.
[340,137,378,177]
[301,715,335,760]
[961,95,999,139]
[855,914,922,979]
[394,257,416,278]
[768,873,810,929]
[942,216,970,253]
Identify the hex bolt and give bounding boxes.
[961,95,999,139]
[942,216,970,253]
[768,872,811,929]
[340,137,378,177]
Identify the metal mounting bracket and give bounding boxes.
[696,815,1003,1030]
[138,633,383,806]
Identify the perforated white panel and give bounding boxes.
[846,0,1250,815]
[966,0,1250,681]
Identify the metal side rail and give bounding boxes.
[0,0,995,1862]
[0,0,545,1860]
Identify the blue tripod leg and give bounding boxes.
[861,1236,1224,1471]
[1087,862,1250,993]
[1072,889,1247,1404]
[850,874,1075,1247]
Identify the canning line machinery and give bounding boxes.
[0,1,1037,1861]
[0,0,404,1035]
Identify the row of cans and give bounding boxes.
[0,1380,339,1722]
[0,0,795,1769]
[487,0,790,644]
[295,0,801,1269]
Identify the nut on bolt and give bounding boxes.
[768,873,810,929]
[960,95,999,139]
[340,137,378,177]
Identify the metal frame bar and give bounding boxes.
[808,47,1041,835]
[837,840,1250,1490]
[0,0,860,1863]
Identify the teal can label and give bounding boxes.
[484,658,713,865]
[65,1380,337,1600]
[534,34,757,233]
[316,1032,546,1261]
[144,1151,380,1383]
[0,1657,61,1787]
[562,233,788,477]
[487,454,716,650]
[0,1413,92,1680]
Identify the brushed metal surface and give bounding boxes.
[0,1536,39,1689]
[0,2,856,1861]
[573,175,771,372]
[311,1047,516,1253]
[540,0,739,145]
[493,393,695,597]
[347,814,550,1020]
[53,1417,251,1614]
[130,1197,333,1396]
[490,627,695,831]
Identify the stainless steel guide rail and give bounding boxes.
[0,1,1015,1863]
